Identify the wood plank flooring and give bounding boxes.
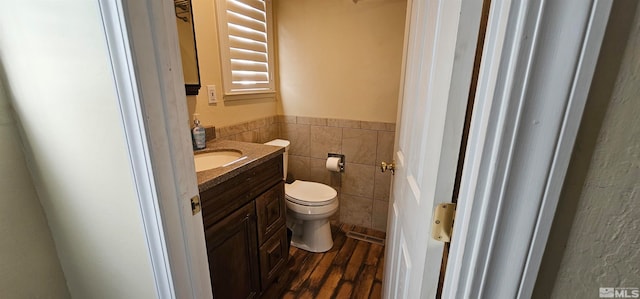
[281,224,386,299]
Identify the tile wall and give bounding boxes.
[214,115,280,144]
[214,115,395,231]
[280,116,395,231]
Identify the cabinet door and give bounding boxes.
[255,181,286,245]
[205,202,260,299]
[259,226,288,289]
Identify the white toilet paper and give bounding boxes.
[326,157,342,172]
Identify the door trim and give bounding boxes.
[443,0,612,298]
[98,0,212,298]
[98,2,173,297]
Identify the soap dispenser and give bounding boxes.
[192,113,206,150]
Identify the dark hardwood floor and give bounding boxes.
[281,223,386,299]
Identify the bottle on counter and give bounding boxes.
[192,113,206,150]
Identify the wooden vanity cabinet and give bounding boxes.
[201,154,288,299]
[256,184,288,291]
[205,202,260,299]
[255,182,286,245]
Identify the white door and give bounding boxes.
[382,0,481,297]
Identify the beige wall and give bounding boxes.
[186,0,406,128]
[186,0,278,128]
[0,77,70,298]
[534,1,640,298]
[0,1,157,298]
[275,0,406,123]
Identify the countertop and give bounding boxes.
[195,139,285,193]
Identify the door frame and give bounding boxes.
[98,0,212,298]
[98,0,613,298]
[443,0,613,298]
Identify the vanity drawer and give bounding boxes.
[201,155,283,227]
[256,181,286,245]
[259,226,288,290]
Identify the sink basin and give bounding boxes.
[194,150,246,172]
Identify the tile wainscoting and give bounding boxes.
[214,115,395,231]
[214,115,280,144]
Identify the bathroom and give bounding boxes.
[3,0,636,298]
[181,0,405,297]
[2,0,639,296]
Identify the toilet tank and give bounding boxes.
[264,139,290,180]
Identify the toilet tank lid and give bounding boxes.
[264,139,290,149]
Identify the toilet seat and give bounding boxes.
[285,180,337,207]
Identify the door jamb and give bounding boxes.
[98,0,212,298]
[442,0,612,297]
[98,2,174,297]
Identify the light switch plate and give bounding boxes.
[207,85,217,104]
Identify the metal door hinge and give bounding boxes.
[432,203,456,242]
[191,195,201,215]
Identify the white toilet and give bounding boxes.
[264,139,339,253]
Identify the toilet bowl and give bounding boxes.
[264,139,339,253]
[285,180,339,253]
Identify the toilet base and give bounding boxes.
[290,218,334,253]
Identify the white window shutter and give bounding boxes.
[217,0,275,96]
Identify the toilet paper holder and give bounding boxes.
[328,153,345,172]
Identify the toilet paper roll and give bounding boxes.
[326,157,342,172]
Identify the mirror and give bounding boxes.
[175,0,201,95]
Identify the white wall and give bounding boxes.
[0,75,70,298]
[0,1,157,298]
[534,2,640,297]
[275,0,406,123]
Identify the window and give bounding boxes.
[216,0,275,98]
